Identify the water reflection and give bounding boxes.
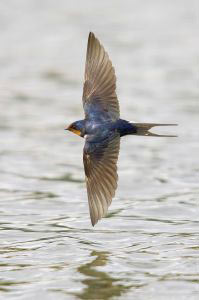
[76,250,130,300]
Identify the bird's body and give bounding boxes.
[66,32,177,226]
[71,118,137,140]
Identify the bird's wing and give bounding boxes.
[83,133,120,226]
[82,32,120,121]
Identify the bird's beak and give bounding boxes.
[65,126,81,136]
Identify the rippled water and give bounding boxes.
[0,0,199,299]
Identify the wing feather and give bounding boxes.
[83,134,120,226]
[82,32,120,121]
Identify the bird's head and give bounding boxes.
[65,120,85,137]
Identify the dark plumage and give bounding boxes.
[66,32,177,226]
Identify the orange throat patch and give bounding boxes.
[69,128,81,136]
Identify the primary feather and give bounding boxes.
[82,32,120,121]
[83,133,120,226]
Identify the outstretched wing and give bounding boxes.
[82,32,120,121]
[83,134,120,226]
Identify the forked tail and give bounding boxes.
[133,123,178,137]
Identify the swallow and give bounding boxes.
[66,32,177,226]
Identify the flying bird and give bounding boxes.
[66,32,177,226]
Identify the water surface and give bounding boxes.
[0,0,199,299]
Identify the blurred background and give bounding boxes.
[0,0,198,299]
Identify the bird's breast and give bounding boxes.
[85,120,114,142]
[85,121,109,134]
